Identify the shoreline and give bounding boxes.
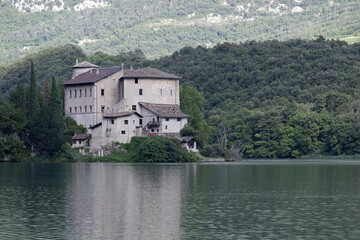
[2,158,360,164]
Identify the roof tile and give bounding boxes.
[103,111,143,118]
[124,67,180,79]
[139,102,189,118]
[64,67,122,85]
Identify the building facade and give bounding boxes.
[64,61,191,154]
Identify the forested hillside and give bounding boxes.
[151,38,360,158]
[0,45,146,93]
[2,38,360,158]
[1,0,359,63]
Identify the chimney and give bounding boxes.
[76,59,79,65]
[130,65,133,70]
[96,68,99,74]
[120,62,124,76]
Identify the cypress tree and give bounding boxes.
[10,82,27,112]
[43,79,50,106]
[27,60,40,119]
[48,78,66,155]
[26,60,41,150]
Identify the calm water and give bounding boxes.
[1,161,360,239]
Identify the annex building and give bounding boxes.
[64,61,196,155]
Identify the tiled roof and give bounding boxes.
[89,122,102,129]
[72,133,91,140]
[139,102,189,118]
[72,61,100,68]
[123,67,180,79]
[103,111,143,118]
[64,67,122,85]
[64,66,180,86]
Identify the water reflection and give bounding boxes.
[1,162,360,239]
[65,163,184,239]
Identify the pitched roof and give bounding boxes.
[103,111,143,118]
[139,102,189,118]
[123,67,180,79]
[72,133,91,140]
[72,61,100,68]
[89,122,102,129]
[64,67,122,85]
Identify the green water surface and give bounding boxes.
[1,161,359,239]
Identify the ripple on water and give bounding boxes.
[1,163,360,239]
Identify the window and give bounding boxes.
[151,129,154,133]
[133,120,135,124]
[166,118,169,121]
[111,119,114,124]
[165,125,168,129]
[89,89,92,97]
[74,90,77,98]
[157,129,159,132]
[101,106,105,112]
[79,106,82,112]
[135,78,138,84]
[84,106,87,112]
[69,107,72,113]
[139,119,143,125]
[169,90,173,96]
[84,89,87,97]
[158,89,162,95]
[132,105,136,110]
[79,89,82,97]
[121,130,126,134]
[74,107,77,113]
[177,118,181,121]
[124,120,128,125]
[69,90,72,98]
[89,105,92,112]
[139,89,143,95]
[101,89,105,96]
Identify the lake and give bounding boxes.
[1,161,360,239]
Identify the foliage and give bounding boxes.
[84,137,197,162]
[0,0,359,63]
[2,38,360,159]
[0,135,28,161]
[145,39,360,158]
[180,86,211,147]
[0,45,86,94]
[0,61,85,160]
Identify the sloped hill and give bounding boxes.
[2,39,360,157]
[0,45,86,93]
[1,0,359,63]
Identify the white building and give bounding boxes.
[64,61,193,154]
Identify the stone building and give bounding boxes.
[64,61,193,154]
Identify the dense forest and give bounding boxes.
[1,38,360,160]
[0,60,87,161]
[1,0,359,63]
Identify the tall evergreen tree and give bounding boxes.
[26,60,41,149]
[9,82,27,112]
[47,78,66,155]
[43,79,50,106]
[27,60,40,119]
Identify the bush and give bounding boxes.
[200,144,224,158]
[135,136,197,163]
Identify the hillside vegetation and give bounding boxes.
[2,38,360,158]
[1,0,359,63]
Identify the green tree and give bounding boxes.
[180,86,211,147]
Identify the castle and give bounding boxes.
[64,61,196,155]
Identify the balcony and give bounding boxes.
[147,120,160,128]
